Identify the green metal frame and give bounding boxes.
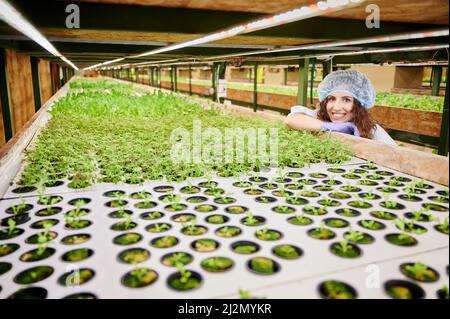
[438,78,449,156]
[297,58,309,106]
[211,63,217,101]
[188,64,192,95]
[253,63,258,111]
[0,48,14,141]
[30,56,42,111]
[432,66,443,96]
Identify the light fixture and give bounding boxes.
[0,0,79,70]
[84,0,366,70]
[203,28,449,60]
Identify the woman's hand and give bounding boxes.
[320,121,360,137]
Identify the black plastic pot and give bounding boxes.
[231,241,260,255]
[247,257,280,275]
[113,233,142,246]
[61,233,91,245]
[384,280,425,299]
[318,280,358,299]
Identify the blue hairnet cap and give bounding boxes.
[318,70,376,109]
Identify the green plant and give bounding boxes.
[239,289,266,299]
[37,222,53,256]
[382,194,398,209]
[395,218,426,235]
[403,262,437,281]
[344,227,365,243]
[176,263,192,284]
[7,219,17,236]
[243,212,259,226]
[19,79,352,190]
[10,198,28,215]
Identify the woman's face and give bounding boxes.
[325,92,355,123]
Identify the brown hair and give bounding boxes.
[317,96,377,139]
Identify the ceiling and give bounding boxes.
[0,0,448,69]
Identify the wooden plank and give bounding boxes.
[38,59,53,104]
[5,49,35,135]
[77,0,449,24]
[39,28,324,47]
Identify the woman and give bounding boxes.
[284,70,396,145]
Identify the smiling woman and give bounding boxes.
[284,70,396,146]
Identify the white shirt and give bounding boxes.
[289,105,397,146]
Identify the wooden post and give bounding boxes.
[30,56,42,111]
[0,48,14,141]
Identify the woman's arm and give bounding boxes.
[283,113,323,132]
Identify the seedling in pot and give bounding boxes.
[272,185,292,198]
[242,212,265,226]
[386,177,404,187]
[181,219,207,236]
[340,183,361,193]
[168,264,201,291]
[359,219,385,231]
[201,257,234,272]
[413,179,433,190]
[394,218,427,235]
[272,244,303,260]
[288,212,313,226]
[308,222,336,240]
[192,238,219,252]
[151,236,179,249]
[162,252,193,267]
[384,280,425,299]
[9,198,31,215]
[214,192,236,205]
[248,257,280,275]
[400,262,439,282]
[330,240,361,258]
[319,280,357,299]
[348,194,372,209]
[407,208,433,222]
[336,208,360,218]
[147,223,172,233]
[255,227,282,241]
[272,205,295,214]
[318,197,341,207]
[385,220,418,247]
[370,211,397,221]
[131,190,153,200]
[303,205,327,216]
[344,227,374,244]
[434,217,449,235]
[359,191,379,201]
[216,226,242,238]
[122,267,158,288]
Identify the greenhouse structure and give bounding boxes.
[0,0,448,300]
